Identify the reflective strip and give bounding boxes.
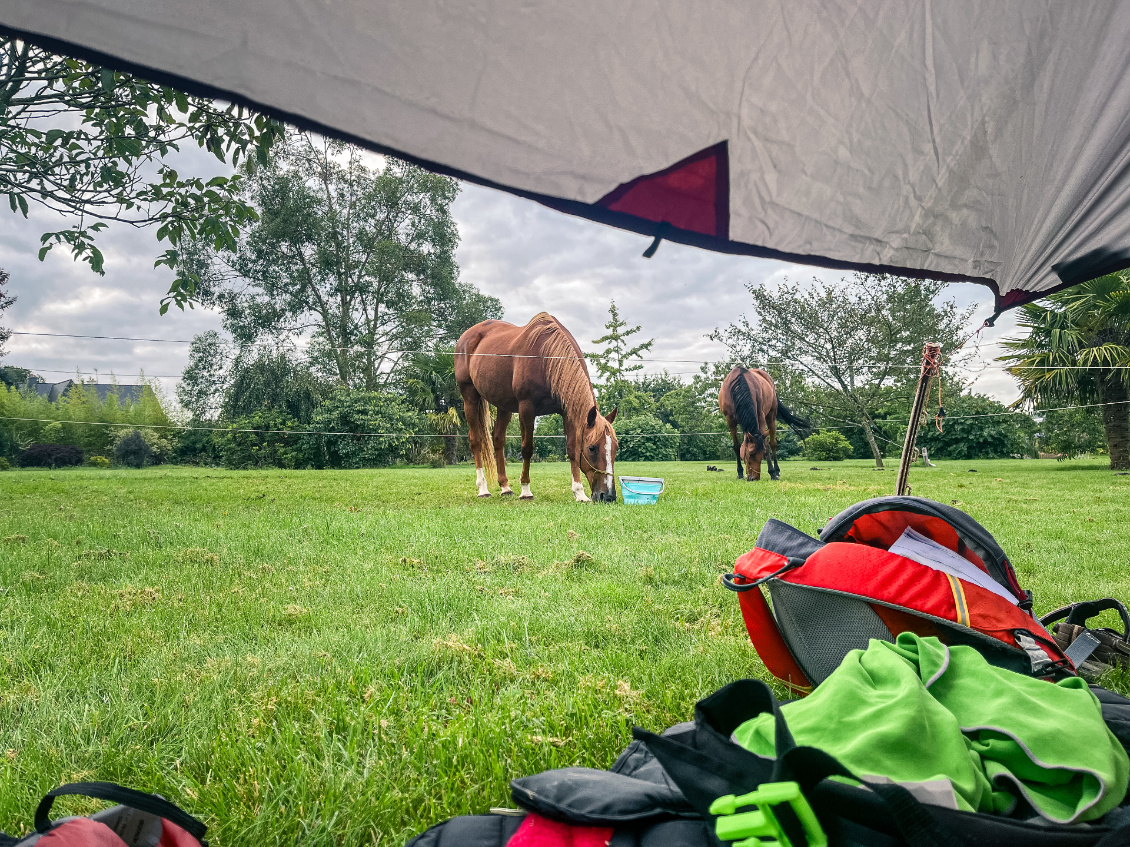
[946,574,970,627]
[1015,632,1055,675]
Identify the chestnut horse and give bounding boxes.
[719,366,810,480]
[455,313,618,502]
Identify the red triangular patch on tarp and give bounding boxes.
[598,142,729,239]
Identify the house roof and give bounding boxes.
[28,378,146,405]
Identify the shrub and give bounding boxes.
[917,393,1036,460]
[614,414,678,462]
[171,426,221,466]
[217,411,302,470]
[0,457,10,471]
[19,443,84,468]
[87,455,111,468]
[114,430,154,468]
[303,390,422,469]
[803,430,853,461]
[110,426,174,464]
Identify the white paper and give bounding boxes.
[888,527,1018,605]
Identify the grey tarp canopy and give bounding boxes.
[3,1,1130,311]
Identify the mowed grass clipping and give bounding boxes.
[1,458,1128,844]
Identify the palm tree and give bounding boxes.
[999,273,1130,469]
[403,349,462,464]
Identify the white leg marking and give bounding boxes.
[500,483,513,495]
[520,483,533,499]
[572,480,591,502]
[604,435,614,494]
[476,467,490,497]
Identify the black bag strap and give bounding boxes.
[722,556,806,593]
[643,679,949,847]
[35,782,207,843]
[1040,599,1130,640]
[773,746,944,847]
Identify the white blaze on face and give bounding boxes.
[604,434,614,493]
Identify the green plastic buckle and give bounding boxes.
[710,781,827,847]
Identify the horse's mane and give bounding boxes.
[526,312,595,424]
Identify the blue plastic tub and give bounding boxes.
[618,476,665,505]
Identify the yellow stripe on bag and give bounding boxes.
[947,574,970,627]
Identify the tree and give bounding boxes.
[0,266,12,358]
[712,274,974,468]
[1037,407,1107,459]
[222,353,325,424]
[999,273,1130,470]
[590,301,654,410]
[0,35,284,308]
[185,131,497,389]
[403,350,462,464]
[177,330,232,420]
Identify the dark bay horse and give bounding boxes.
[455,313,618,502]
[719,366,810,480]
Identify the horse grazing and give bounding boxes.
[719,367,811,481]
[455,313,618,502]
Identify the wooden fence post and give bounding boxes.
[895,342,941,496]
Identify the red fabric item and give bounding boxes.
[843,512,989,573]
[507,813,613,847]
[37,818,128,846]
[159,820,204,847]
[597,143,729,238]
[788,544,1067,665]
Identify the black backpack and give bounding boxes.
[407,680,1130,847]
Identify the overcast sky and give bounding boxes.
[1,145,1024,409]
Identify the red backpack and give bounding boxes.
[724,496,1073,695]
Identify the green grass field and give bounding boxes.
[1,458,1128,844]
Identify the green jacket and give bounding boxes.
[732,633,1128,823]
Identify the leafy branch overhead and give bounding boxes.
[0,33,284,308]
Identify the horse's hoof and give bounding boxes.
[770,475,780,481]
[478,493,491,498]
[520,495,534,501]
[500,490,514,496]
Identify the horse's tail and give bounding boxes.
[730,368,765,454]
[470,394,498,487]
[776,401,813,437]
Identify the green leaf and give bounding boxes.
[16,194,28,216]
[38,246,51,261]
[100,68,115,94]
[45,129,66,145]
[175,90,189,113]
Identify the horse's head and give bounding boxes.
[581,405,618,502]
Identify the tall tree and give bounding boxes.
[999,273,1130,470]
[185,131,498,389]
[0,267,13,359]
[177,330,232,420]
[712,274,973,468]
[1,34,283,308]
[590,300,654,411]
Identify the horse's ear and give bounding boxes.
[587,406,597,428]
[606,406,618,424]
